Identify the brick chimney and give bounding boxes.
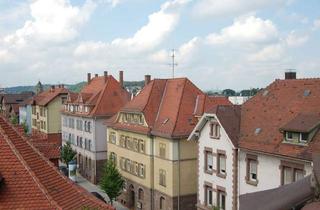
[119,71,124,88]
[104,71,108,82]
[285,71,296,80]
[145,75,151,86]
[87,73,91,83]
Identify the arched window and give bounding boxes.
[138,188,144,200]
[160,196,165,209]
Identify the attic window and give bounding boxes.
[303,90,311,96]
[163,118,169,124]
[285,131,309,144]
[255,128,261,135]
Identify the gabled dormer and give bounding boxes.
[118,112,147,126]
[281,113,320,145]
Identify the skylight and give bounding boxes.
[303,89,311,96]
[255,128,261,135]
[262,90,269,97]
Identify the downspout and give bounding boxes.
[178,139,181,210]
[150,133,155,210]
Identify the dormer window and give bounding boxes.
[122,113,145,125]
[209,122,220,139]
[285,131,309,144]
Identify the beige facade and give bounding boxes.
[107,126,197,210]
[32,96,65,135]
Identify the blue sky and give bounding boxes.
[0,0,319,90]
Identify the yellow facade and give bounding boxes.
[107,126,198,198]
[31,96,64,134]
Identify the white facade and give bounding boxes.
[228,96,250,105]
[238,150,313,195]
[192,114,237,210]
[61,114,107,161]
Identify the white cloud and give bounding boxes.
[192,0,287,17]
[285,31,308,47]
[313,19,320,30]
[248,43,285,62]
[206,16,278,45]
[3,0,96,46]
[112,0,190,51]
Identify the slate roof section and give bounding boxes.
[0,116,114,210]
[239,78,320,160]
[64,75,130,117]
[109,78,231,139]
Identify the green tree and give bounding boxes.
[21,120,29,134]
[222,89,236,96]
[99,155,125,205]
[10,115,18,125]
[61,141,77,168]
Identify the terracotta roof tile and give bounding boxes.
[64,75,130,117]
[110,78,231,139]
[0,116,114,210]
[239,78,320,160]
[32,87,70,106]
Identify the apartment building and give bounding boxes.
[61,71,130,184]
[188,105,241,210]
[30,85,70,144]
[238,72,320,195]
[0,92,33,119]
[106,76,231,210]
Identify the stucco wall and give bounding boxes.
[238,150,313,195]
[197,118,235,210]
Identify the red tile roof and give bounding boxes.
[109,78,231,139]
[29,137,61,160]
[64,75,130,117]
[32,87,70,106]
[0,116,114,210]
[239,78,320,160]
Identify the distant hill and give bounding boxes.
[4,81,145,94]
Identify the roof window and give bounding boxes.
[255,128,261,135]
[303,89,311,97]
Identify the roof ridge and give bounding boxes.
[0,122,60,209]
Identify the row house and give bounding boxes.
[61,71,130,184]
[238,72,318,195]
[190,72,320,210]
[30,85,70,144]
[0,92,33,119]
[106,75,231,210]
[188,105,240,210]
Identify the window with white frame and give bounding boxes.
[159,169,166,187]
[249,160,257,182]
[218,154,226,176]
[218,190,226,210]
[205,185,213,206]
[210,122,220,138]
[205,151,213,173]
[109,132,117,144]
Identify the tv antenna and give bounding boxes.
[168,49,178,78]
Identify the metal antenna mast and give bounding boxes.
[170,49,178,78]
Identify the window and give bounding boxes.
[134,162,139,175]
[205,151,213,173]
[217,191,226,210]
[139,164,145,178]
[210,122,220,138]
[246,155,258,185]
[218,154,226,176]
[300,133,308,143]
[63,117,68,127]
[110,152,117,165]
[126,136,133,149]
[69,118,74,129]
[76,120,83,130]
[139,140,145,153]
[87,122,91,133]
[125,159,132,172]
[133,138,139,151]
[120,158,125,170]
[159,143,166,158]
[88,140,92,151]
[109,132,117,144]
[286,132,293,140]
[205,186,213,206]
[159,169,166,187]
[281,162,304,185]
[249,160,257,181]
[120,135,126,148]
[283,167,293,185]
[160,197,165,210]
[138,188,144,200]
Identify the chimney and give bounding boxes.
[145,75,151,86]
[104,71,108,82]
[95,73,98,78]
[61,84,64,88]
[51,85,55,92]
[119,71,124,88]
[285,71,296,80]
[87,73,91,83]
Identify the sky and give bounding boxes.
[0,0,319,91]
